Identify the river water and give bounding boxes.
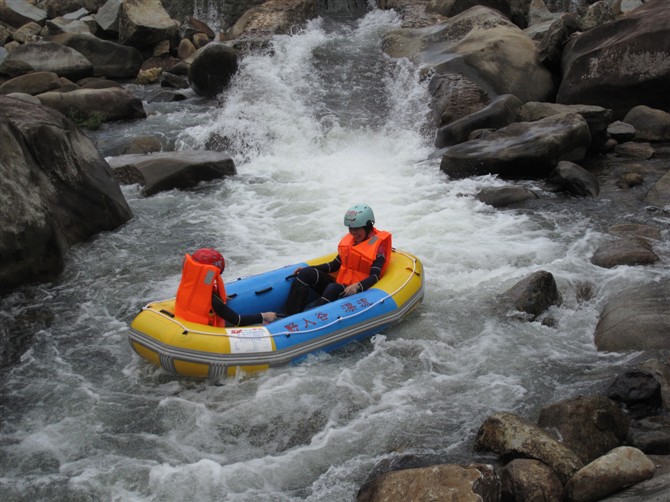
[1,7,668,502]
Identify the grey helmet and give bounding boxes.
[343,204,375,229]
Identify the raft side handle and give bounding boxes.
[255,287,273,295]
[159,309,175,317]
[285,273,297,280]
[228,293,238,299]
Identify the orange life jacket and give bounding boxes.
[174,254,227,326]
[336,228,392,286]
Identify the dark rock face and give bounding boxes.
[547,160,600,197]
[0,96,132,292]
[188,42,239,98]
[501,270,561,319]
[557,0,670,119]
[440,112,591,179]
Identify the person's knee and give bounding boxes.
[322,283,344,302]
[297,266,318,285]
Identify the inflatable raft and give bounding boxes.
[128,249,424,377]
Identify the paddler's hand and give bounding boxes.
[343,283,362,297]
[262,312,277,324]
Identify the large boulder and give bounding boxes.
[383,6,555,104]
[474,411,584,483]
[547,160,600,197]
[117,0,179,49]
[188,42,239,98]
[590,237,659,269]
[108,150,237,196]
[557,0,670,119]
[49,33,143,78]
[36,86,146,123]
[538,395,630,464]
[500,270,561,320]
[227,0,318,42]
[435,94,522,148]
[0,70,61,95]
[594,282,670,353]
[3,40,93,80]
[564,447,655,502]
[622,105,670,142]
[0,96,132,292]
[0,0,47,27]
[356,463,500,502]
[498,459,562,502]
[440,112,591,179]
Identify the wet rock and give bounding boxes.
[123,135,163,154]
[137,66,161,84]
[180,15,215,40]
[227,0,318,43]
[0,0,47,27]
[498,458,562,502]
[0,95,132,292]
[177,37,196,59]
[49,33,144,79]
[557,0,670,119]
[95,0,122,33]
[428,72,489,127]
[591,237,658,268]
[440,113,591,180]
[614,141,654,159]
[117,0,178,49]
[628,416,670,454]
[608,223,661,241]
[594,282,670,352]
[645,171,670,208]
[0,70,61,95]
[46,16,94,35]
[548,160,600,197]
[501,270,561,319]
[580,0,616,31]
[538,13,581,74]
[3,40,93,80]
[607,121,636,143]
[160,71,189,89]
[563,447,655,502]
[356,463,500,502]
[517,102,612,152]
[608,369,663,419]
[474,411,584,483]
[435,94,522,148]
[108,150,236,196]
[538,395,630,463]
[623,105,670,142]
[383,6,555,103]
[12,21,42,43]
[188,42,239,98]
[476,186,539,207]
[36,86,146,123]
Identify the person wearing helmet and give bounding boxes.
[174,248,277,326]
[283,204,392,315]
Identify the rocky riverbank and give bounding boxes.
[1,0,669,500]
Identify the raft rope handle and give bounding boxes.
[142,250,420,339]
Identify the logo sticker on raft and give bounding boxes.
[229,327,273,353]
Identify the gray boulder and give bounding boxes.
[594,282,670,352]
[108,150,237,196]
[498,459,562,502]
[538,396,630,464]
[95,0,122,33]
[428,71,489,127]
[476,186,539,207]
[557,0,670,119]
[500,270,561,320]
[440,112,591,179]
[435,94,522,148]
[474,411,584,483]
[36,86,146,123]
[188,42,239,98]
[4,41,93,80]
[117,0,178,49]
[383,6,555,103]
[646,171,670,209]
[622,105,670,142]
[356,463,499,502]
[0,70,61,95]
[564,447,655,502]
[0,95,131,292]
[607,121,636,143]
[591,237,658,269]
[548,160,600,197]
[49,33,143,78]
[0,0,46,27]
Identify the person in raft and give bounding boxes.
[174,248,277,326]
[283,204,392,315]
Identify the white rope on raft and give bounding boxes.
[142,249,420,339]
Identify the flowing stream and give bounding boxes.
[1,7,668,501]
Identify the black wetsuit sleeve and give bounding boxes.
[314,255,341,273]
[211,293,263,327]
